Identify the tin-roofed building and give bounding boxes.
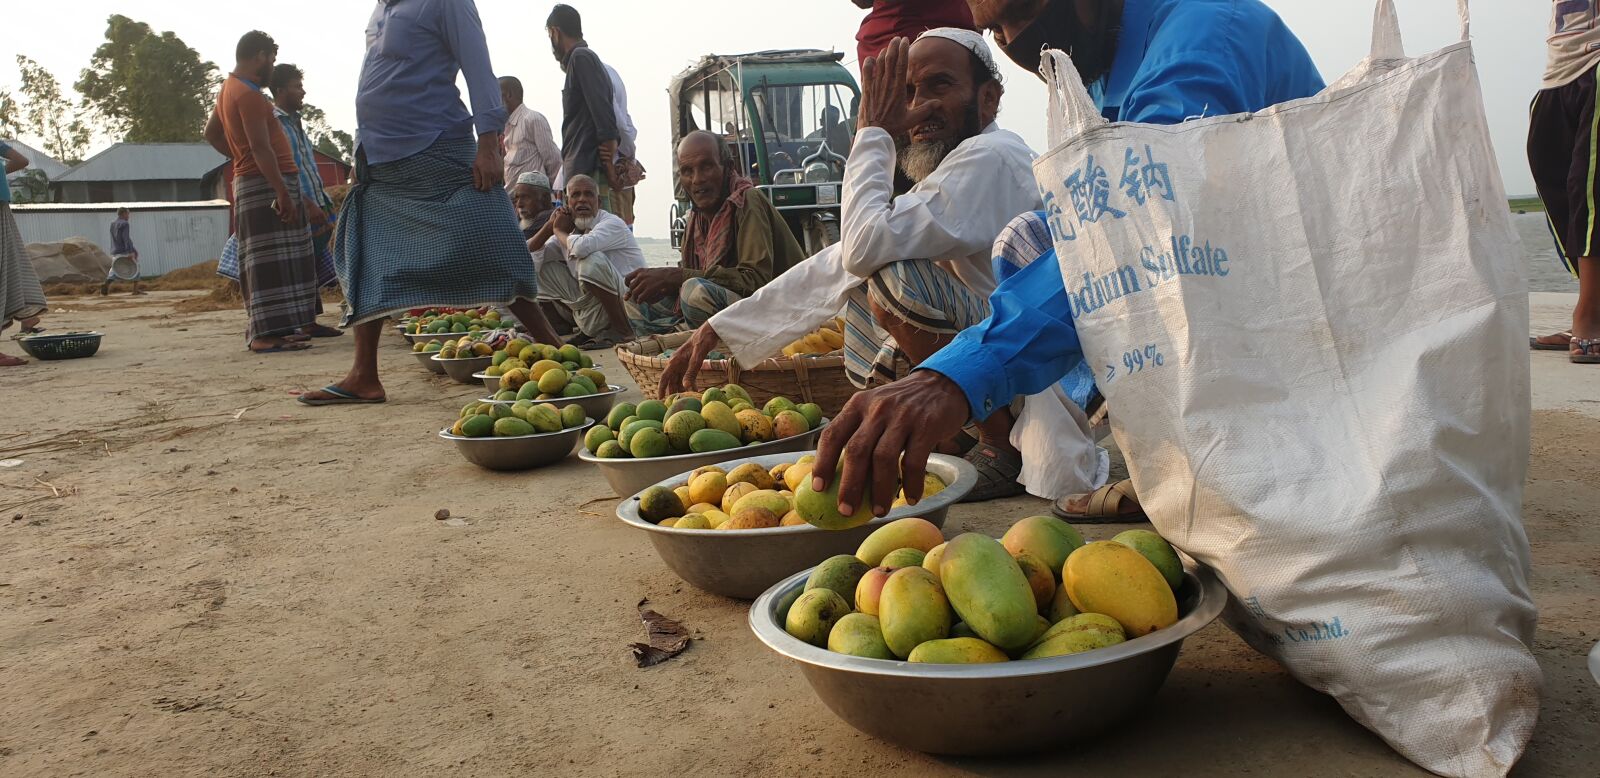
[50,142,227,203]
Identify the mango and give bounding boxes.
[908,637,1009,664]
[514,382,540,401]
[878,567,952,659]
[922,542,949,580]
[526,404,562,433]
[720,482,758,515]
[700,401,742,438]
[1028,612,1125,651]
[805,555,871,607]
[559,404,585,429]
[687,472,728,507]
[594,440,627,458]
[630,427,670,458]
[793,468,880,531]
[763,396,798,417]
[1113,529,1184,591]
[674,514,710,530]
[856,517,945,566]
[796,454,816,466]
[827,613,894,659]
[673,485,692,507]
[769,462,791,483]
[528,359,562,379]
[605,402,637,431]
[779,511,807,526]
[940,533,1040,651]
[722,384,752,404]
[784,588,849,647]
[493,416,534,437]
[664,410,707,453]
[1047,583,1080,623]
[635,399,668,423]
[1063,542,1179,637]
[730,489,790,518]
[735,409,774,443]
[1001,516,1085,580]
[783,462,814,492]
[636,485,684,523]
[668,397,703,417]
[854,566,893,616]
[556,343,582,364]
[689,464,726,479]
[536,368,569,394]
[770,410,809,439]
[577,368,607,389]
[700,387,728,405]
[583,423,614,453]
[687,428,742,453]
[879,547,927,570]
[618,419,663,451]
[702,509,730,528]
[686,502,719,516]
[489,403,515,421]
[796,402,824,429]
[726,462,776,490]
[460,414,494,438]
[1021,625,1126,660]
[722,507,779,530]
[1014,553,1057,613]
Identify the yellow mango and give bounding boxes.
[1063,542,1179,637]
[908,637,1009,664]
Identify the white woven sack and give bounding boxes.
[1033,2,1539,775]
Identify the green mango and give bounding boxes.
[606,402,637,431]
[687,428,741,453]
[492,417,534,437]
[559,403,585,429]
[584,424,615,453]
[460,414,494,438]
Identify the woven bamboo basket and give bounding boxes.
[616,331,896,417]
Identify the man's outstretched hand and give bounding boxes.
[657,323,721,396]
[811,370,973,518]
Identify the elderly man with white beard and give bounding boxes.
[658,28,1069,501]
[527,172,645,345]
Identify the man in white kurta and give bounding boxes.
[658,29,1105,501]
[499,76,562,188]
[530,174,645,345]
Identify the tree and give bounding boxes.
[16,56,90,164]
[301,103,354,165]
[0,89,23,138]
[76,15,216,143]
[9,169,50,204]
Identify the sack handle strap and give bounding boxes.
[1042,49,1103,145]
[1371,0,1470,61]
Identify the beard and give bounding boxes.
[897,100,984,183]
[573,215,596,232]
[518,215,536,231]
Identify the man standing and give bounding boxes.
[101,207,142,296]
[810,0,1325,520]
[626,131,803,334]
[546,4,620,212]
[852,0,975,64]
[1529,1,1600,364]
[661,31,1047,501]
[299,0,561,405]
[499,76,562,188]
[206,31,320,355]
[528,174,641,346]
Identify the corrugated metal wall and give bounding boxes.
[12,203,230,278]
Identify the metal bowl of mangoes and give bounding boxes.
[613,451,975,599]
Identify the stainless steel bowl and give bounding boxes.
[439,419,594,471]
[433,354,494,383]
[476,385,624,423]
[404,331,458,345]
[750,561,1226,755]
[615,452,977,599]
[413,350,448,374]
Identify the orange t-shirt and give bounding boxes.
[218,74,297,179]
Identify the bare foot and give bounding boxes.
[299,380,385,403]
[0,352,27,367]
[300,323,344,338]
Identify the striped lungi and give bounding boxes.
[1,203,47,330]
[235,176,321,343]
[842,258,989,388]
[535,251,627,339]
[218,220,338,288]
[627,277,743,335]
[335,137,538,326]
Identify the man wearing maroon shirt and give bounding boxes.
[852,0,975,64]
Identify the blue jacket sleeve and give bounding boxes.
[918,252,1083,422]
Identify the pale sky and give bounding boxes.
[1,0,1546,239]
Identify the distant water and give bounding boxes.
[640,214,1575,292]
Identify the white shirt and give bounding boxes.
[504,103,562,187]
[564,210,647,277]
[605,64,639,160]
[710,123,1041,365]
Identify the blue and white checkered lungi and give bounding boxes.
[335,137,538,326]
[841,258,990,388]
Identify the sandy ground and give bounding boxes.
[0,291,1595,778]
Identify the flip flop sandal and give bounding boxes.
[297,385,387,406]
[1532,331,1574,350]
[0,353,27,367]
[959,444,1027,502]
[1572,338,1600,364]
[248,342,313,354]
[302,324,345,338]
[1052,479,1149,524]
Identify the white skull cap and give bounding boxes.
[914,27,1001,80]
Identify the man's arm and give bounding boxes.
[204,110,230,157]
[239,102,298,225]
[682,194,777,297]
[571,49,619,166]
[2,145,28,174]
[439,0,507,137]
[563,213,630,259]
[708,244,857,365]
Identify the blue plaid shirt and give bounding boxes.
[274,106,330,209]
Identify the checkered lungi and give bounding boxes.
[627,276,743,335]
[535,248,628,338]
[235,176,321,343]
[335,137,538,326]
[1,203,47,331]
[841,258,990,388]
[218,221,337,288]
